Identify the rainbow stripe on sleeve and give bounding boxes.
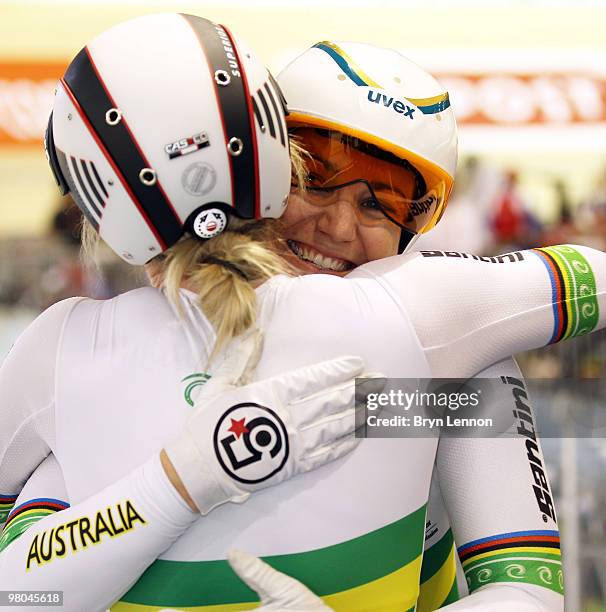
[0,498,69,553]
[0,494,18,525]
[458,530,563,595]
[532,245,599,344]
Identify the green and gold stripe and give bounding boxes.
[114,505,427,611]
[417,528,459,612]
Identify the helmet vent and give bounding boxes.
[253,81,287,147]
[105,108,122,125]
[251,98,266,133]
[214,70,231,86]
[227,137,244,157]
[139,168,157,186]
[68,156,107,222]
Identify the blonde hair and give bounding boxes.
[80,216,101,266]
[160,218,292,355]
[289,134,311,190]
[80,135,308,355]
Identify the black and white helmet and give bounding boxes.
[45,13,290,264]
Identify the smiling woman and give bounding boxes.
[278,41,458,260]
[1,3,606,611]
[280,124,437,275]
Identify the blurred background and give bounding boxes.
[1,0,605,609]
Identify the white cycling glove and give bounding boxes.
[228,553,562,612]
[164,330,369,514]
[228,549,333,611]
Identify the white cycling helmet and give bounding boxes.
[277,41,458,253]
[45,13,291,264]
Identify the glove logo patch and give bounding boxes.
[214,403,289,484]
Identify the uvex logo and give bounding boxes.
[367,90,415,120]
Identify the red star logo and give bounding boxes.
[228,417,249,439]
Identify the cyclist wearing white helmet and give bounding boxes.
[276,42,561,611]
[0,15,372,609]
[279,41,456,267]
[1,31,603,612]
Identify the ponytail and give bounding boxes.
[160,219,291,356]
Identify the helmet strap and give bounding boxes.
[398,229,416,254]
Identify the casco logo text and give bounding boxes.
[367,90,415,120]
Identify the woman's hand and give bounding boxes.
[164,330,377,515]
[228,549,333,611]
